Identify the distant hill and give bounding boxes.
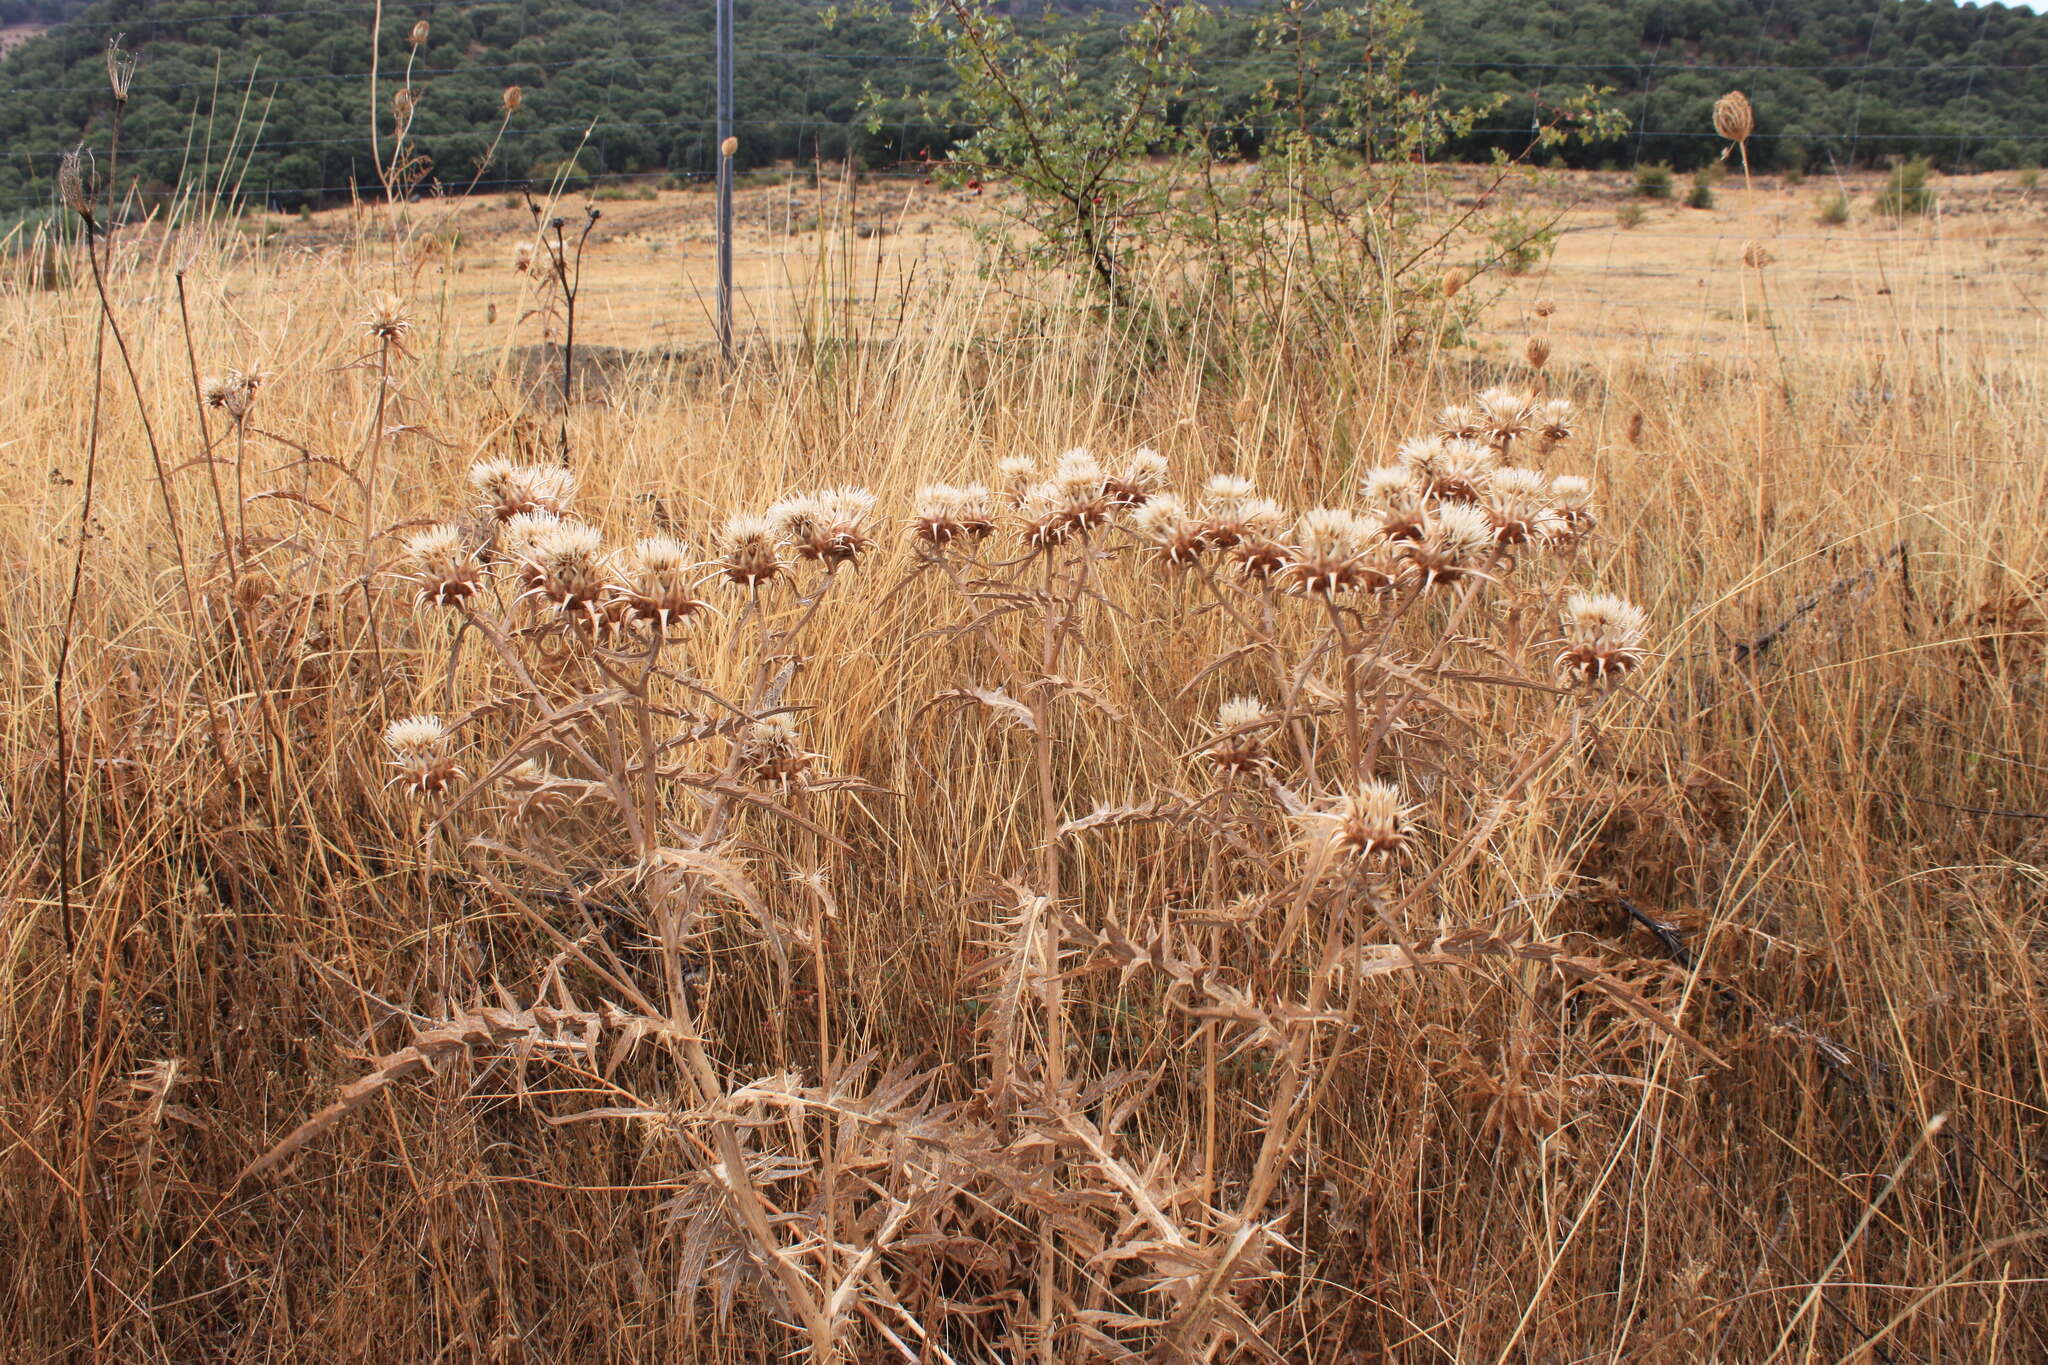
[1,0,2044,220]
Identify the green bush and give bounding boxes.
[1818,191,1851,226]
[1686,170,1715,209]
[1616,202,1647,229]
[1876,158,1934,217]
[1634,163,1674,199]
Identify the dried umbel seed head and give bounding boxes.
[775,487,876,566]
[57,146,93,218]
[363,291,412,342]
[1206,695,1271,777]
[1131,493,1205,567]
[1441,267,1468,299]
[1714,90,1755,146]
[1431,439,1499,504]
[1403,502,1498,588]
[720,136,740,159]
[470,458,576,520]
[1525,336,1552,371]
[1476,388,1534,447]
[1548,474,1597,538]
[1557,592,1650,686]
[621,536,709,629]
[1534,298,1556,318]
[1433,404,1483,442]
[1104,448,1168,508]
[391,88,416,123]
[1741,240,1774,270]
[718,513,785,587]
[1285,508,1390,596]
[502,84,523,114]
[1301,780,1415,862]
[1533,397,1575,447]
[406,524,484,607]
[1487,467,1563,547]
[523,521,609,623]
[410,18,431,46]
[385,715,462,796]
[105,36,136,103]
[739,713,813,787]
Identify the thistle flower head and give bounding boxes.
[1434,404,1483,442]
[622,535,709,628]
[405,523,483,607]
[1197,474,1265,548]
[513,243,534,273]
[1227,497,1291,580]
[740,712,814,787]
[911,483,995,546]
[1053,447,1104,496]
[1284,508,1390,596]
[1557,592,1650,686]
[1548,474,1597,540]
[1429,439,1500,504]
[1362,465,1427,542]
[1299,780,1415,862]
[498,509,562,565]
[363,291,412,342]
[202,368,264,423]
[1486,466,1563,547]
[470,458,575,520]
[1534,397,1575,446]
[1402,502,1498,588]
[774,486,876,565]
[1105,447,1169,507]
[384,715,461,795]
[523,521,609,623]
[718,513,785,587]
[1206,694,1271,777]
[1476,388,1534,446]
[995,454,1038,504]
[1131,492,1204,566]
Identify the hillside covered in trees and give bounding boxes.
[1,0,2044,217]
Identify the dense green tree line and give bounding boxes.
[0,0,2042,218]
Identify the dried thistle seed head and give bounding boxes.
[1361,465,1426,541]
[1476,388,1534,446]
[57,145,93,217]
[1228,498,1291,580]
[1197,474,1262,547]
[1053,447,1105,497]
[1486,467,1564,547]
[1284,508,1385,595]
[739,712,813,786]
[405,523,484,607]
[1534,298,1556,318]
[502,84,523,114]
[1525,336,1552,371]
[1557,592,1650,685]
[1017,481,1077,549]
[409,18,431,45]
[1429,439,1499,503]
[717,513,785,587]
[1301,780,1414,862]
[1131,492,1205,566]
[202,368,263,422]
[513,242,534,273]
[1714,90,1755,146]
[470,458,576,520]
[995,454,1038,504]
[801,486,877,564]
[363,291,412,342]
[1403,502,1498,588]
[523,521,609,621]
[622,535,709,628]
[498,509,562,568]
[911,483,993,545]
[384,714,462,795]
[1105,447,1168,507]
[1533,397,1575,446]
[1547,474,1597,537]
[1434,404,1484,441]
[1206,695,1271,777]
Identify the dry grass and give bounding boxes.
[1,172,2045,1364]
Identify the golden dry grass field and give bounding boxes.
[1,164,2046,1362]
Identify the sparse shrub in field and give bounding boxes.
[1819,190,1851,225]
[909,0,1621,346]
[1687,169,1716,209]
[1616,202,1648,229]
[1877,157,1935,216]
[1635,162,1674,199]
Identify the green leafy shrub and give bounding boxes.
[1876,158,1934,216]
